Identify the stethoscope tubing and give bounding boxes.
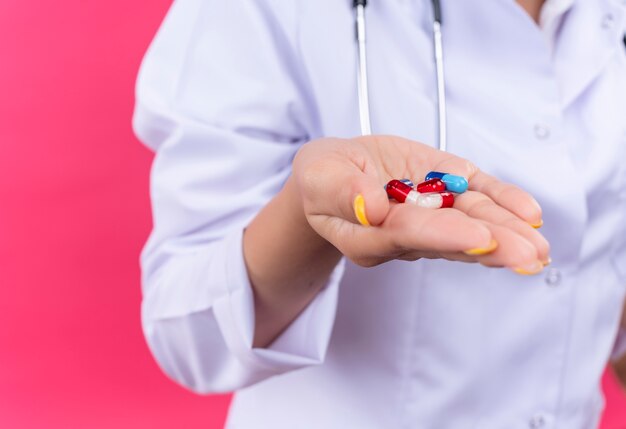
[354,0,448,152]
[355,2,372,136]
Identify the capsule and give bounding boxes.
[424,171,468,193]
[385,180,454,208]
[416,178,446,193]
[413,192,455,209]
[384,178,414,197]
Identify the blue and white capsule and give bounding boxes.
[424,171,468,193]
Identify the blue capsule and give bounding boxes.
[424,171,468,193]
[425,172,445,180]
[399,178,415,187]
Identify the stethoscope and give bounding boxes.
[353,0,448,152]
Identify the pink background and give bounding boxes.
[0,1,624,427]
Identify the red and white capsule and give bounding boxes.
[385,180,454,208]
[415,178,446,193]
[384,178,415,199]
[413,192,455,209]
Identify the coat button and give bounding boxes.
[529,413,547,428]
[534,124,550,140]
[545,268,562,287]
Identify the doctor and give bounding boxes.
[133,0,626,427]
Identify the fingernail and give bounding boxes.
[542,257,552,267]
[353,194,370,226]
[511,260,544,275]
[530,219,544,229]
[463,239,498,256]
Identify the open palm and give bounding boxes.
[292,135,550,273]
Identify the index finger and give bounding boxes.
[389,138,543,226]
[467,171,543,227]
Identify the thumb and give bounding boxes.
[297,154,389,226]
[302,156,389,228]
[349,172,389,227]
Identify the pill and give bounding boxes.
[424,171,468,193]
[416,178,446,193]
[385,180,454,208]
[410,191,455,208]
[385,179,415,203]
[384,178,414,190]
[399,178,415,187]
[384,178,415,198]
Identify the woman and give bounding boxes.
[133,0,626,427]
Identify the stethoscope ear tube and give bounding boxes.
[353,0,448,152]
[432,0,442,24]
[355,1,372,136]
[432,18,447,152]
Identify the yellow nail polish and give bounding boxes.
[530,219,544,229]
[353,194,370,226]
[512,261,544,275]
[463,239,498,256]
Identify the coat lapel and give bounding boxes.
[553,0,626,108]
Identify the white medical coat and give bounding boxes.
[133,0,626,427]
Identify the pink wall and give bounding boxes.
[0,1,623,427]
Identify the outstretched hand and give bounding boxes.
[292,135,550,274]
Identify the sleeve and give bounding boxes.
[132,0,345,393]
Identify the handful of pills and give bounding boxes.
[385,171,468,209]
